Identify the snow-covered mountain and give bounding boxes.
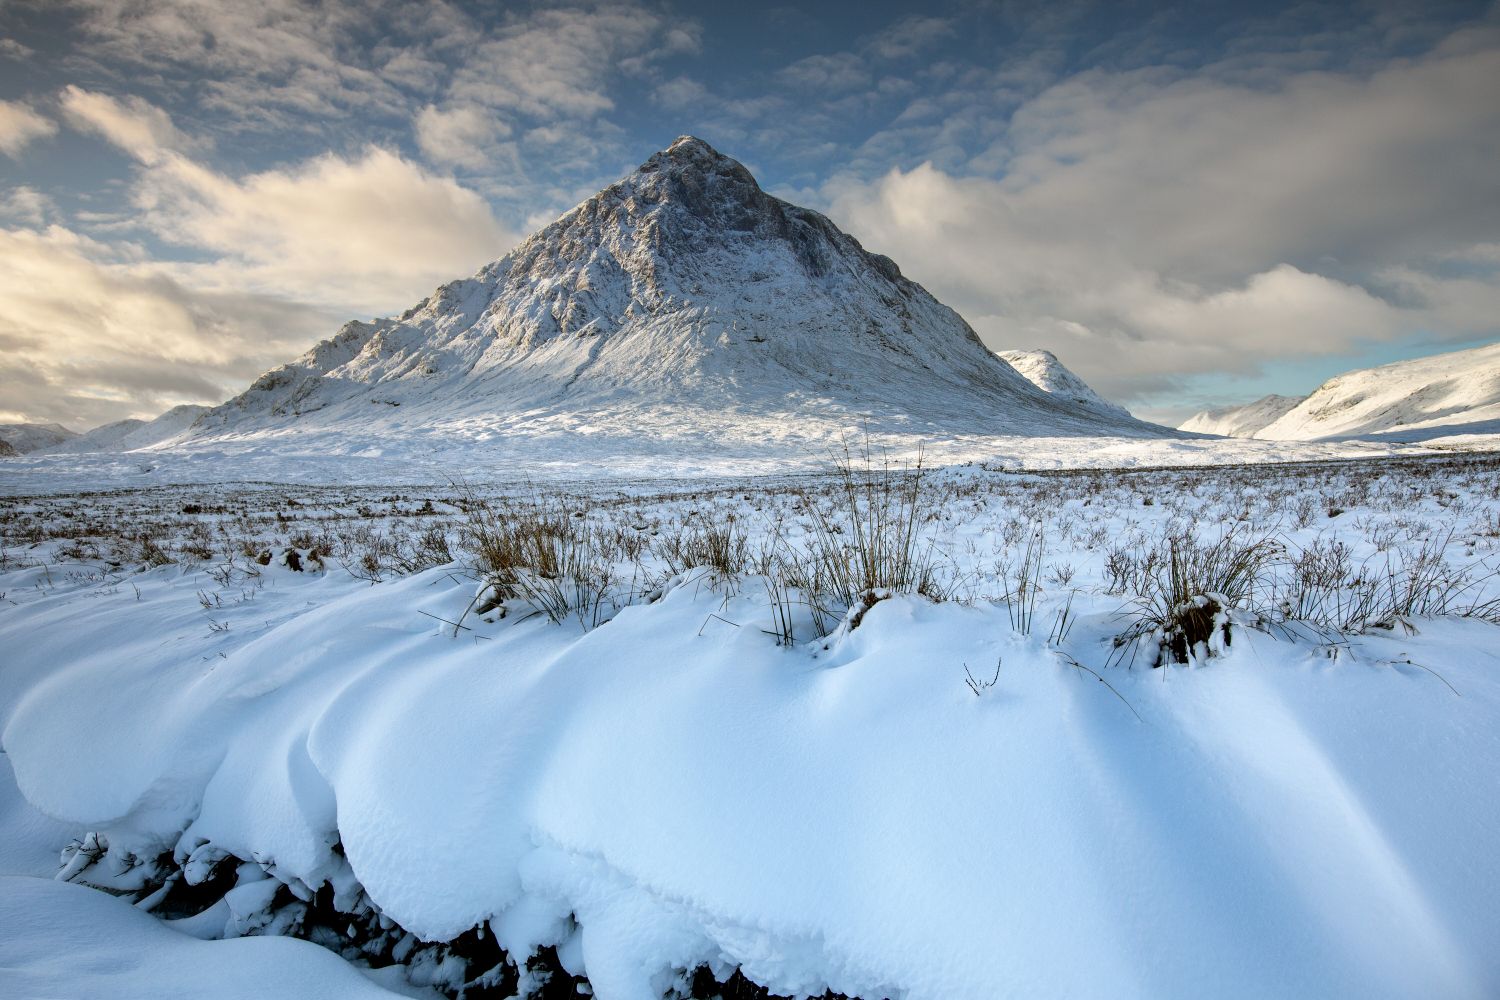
[996,349,1133,421]
[1253,342,1500,442]
[45,405,210,454]
[189,137,1170,461]
[1179,394,1303,437]
[0,422,78,454]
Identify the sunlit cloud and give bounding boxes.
[0,99,56,157]
[0,224,338,428]
[822,25,1500,411]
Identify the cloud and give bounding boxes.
[447,5,697,119]
[0,99,56,158]
[60,0,427,126]
[414,103,514,169]
[775,53,871,93]
[59,88,519,313]
[0,186,56,226]
[822,26,1500,407]
[1,90,523,425]
[0,224,338,428]
[864,15,955,60]
[59,85,193,164]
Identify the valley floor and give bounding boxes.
[3,451,1500,999]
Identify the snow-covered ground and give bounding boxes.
[0,428,1453,498]
[3,452,1500,998]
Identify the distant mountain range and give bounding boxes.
[1180,341,1500,442]
[1179,395,1303,438]
[0,422,78,454]
[0,408,207,458]
[15,136,1494,466]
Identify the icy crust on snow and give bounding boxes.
[4,560,1500,999]
[184,137,1169,455]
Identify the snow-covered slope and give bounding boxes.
[47,405,211,454]
[1179,394,1304,437]
[188,137,1170,461]
[996,349,1133,420]
[1255,341,1500,442]
[0,422,78,453]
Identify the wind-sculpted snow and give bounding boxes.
[4,457,1500,999]
[183,137,1172,465]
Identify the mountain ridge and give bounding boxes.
[1179,341,1500,442]
[185,136,1171,459]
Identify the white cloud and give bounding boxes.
[0,90,524,425]
[58,88,519,313]
[823,27,1500,405]
[776,53,871,93]
[415,103,514,169]
[0,99,56,158]
[0,224,337,428]
[448,5,694,118]
[0,186,56,226]
[59,86,192,164]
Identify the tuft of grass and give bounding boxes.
[459,491,618,629]
[1113,529,1280,667]
[798,441,950,630]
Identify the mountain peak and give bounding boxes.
[625,134,765,225]
[193,137,1172,456]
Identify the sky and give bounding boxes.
[0,0,1497,430]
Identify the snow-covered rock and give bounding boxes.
[996,348,1133,420]
[47,405,211,454]
[1179,394,1304,437]
[188,137,1171,459]
[0,421,78,453]
[1255,341,1500,441]
[0,440,18,458]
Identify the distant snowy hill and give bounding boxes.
[996,349,1133,421]
[1254,342,1500,442]
[1179,394,1303,437]
[46,405,209,454]
[0,422,78,454]
[188,137,1171,461]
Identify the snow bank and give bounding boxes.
[0,876,433,999]
[3,552,1499,999]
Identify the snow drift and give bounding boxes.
[3,544,1498,998]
